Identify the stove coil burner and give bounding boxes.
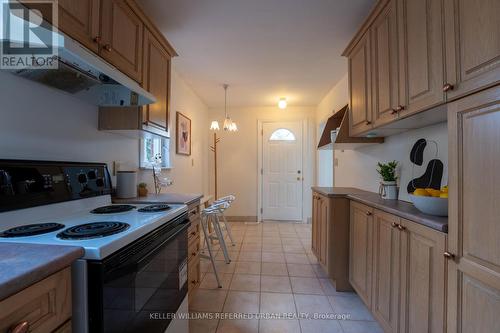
[90,205,136,214]
[138,204,171,213]
[0,223,65,237]
[57,222,130,240]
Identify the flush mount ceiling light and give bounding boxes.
[278,98,287,109]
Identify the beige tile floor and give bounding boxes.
[189,222,383,333]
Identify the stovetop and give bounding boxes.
[0,195,187,260]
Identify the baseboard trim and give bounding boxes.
[225,216,258,222]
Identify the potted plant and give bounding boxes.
[138,182,148,197]
[377,161,399,200]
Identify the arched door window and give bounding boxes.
[269,128,296,141]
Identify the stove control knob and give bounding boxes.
[78,173,88,184]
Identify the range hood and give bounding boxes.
[0,0,156,106]
[318,105,384,150]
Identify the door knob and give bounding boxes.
[297,177,301,181]
[103,44,112,51]
[443,83,454,92]
[443,251,456,260]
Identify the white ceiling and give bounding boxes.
[138,0,375,108]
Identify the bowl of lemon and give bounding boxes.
[409,186,448,216]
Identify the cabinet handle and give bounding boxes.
[365,121,372,125]
[443,251,455,260]
[191,280,197,284]
[9,322,29,333]
[93,36,101,44]
[391,109,398,115]
[365,211,372,216]
[395,105,404,112]
[103,44,112,51]
[443,83,454,92]
[190,231,197,236]
[191,252,197,256]
[391,222,398,228]
[397,224,406,231]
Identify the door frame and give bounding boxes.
[257,119,307,222]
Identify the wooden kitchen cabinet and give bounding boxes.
[311,191,352,291]
[371,0,400,127]
[349,201,374,307]
[348,32,373,136]
[187,201,202,296]
[57,0,101,53]
[0,267,72,333]
[447,86,500,333]
[397,0,445,118]
[142,28,172,133]
[443,0,500,101]
[399,218,446,333]
[100,0,143,83]
[371,209,401,333]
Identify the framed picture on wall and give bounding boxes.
[176,112,191,155]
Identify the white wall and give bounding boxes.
[207,106,316,220]
[0,64,210,195]
[315,74,349,186]
[315,74,448,202]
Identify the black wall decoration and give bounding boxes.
[407,139,443,194]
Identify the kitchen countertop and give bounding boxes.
[312,187,448,233]
[113,192,204,206]
[0,243,84,301]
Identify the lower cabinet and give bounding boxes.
[349,202,447,333]
[187,201,201,297]
[0,267,72,333]
[349,201,374,305]
[312,191,352,291]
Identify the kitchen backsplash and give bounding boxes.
[334,122,448,202]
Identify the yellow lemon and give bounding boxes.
[440,193,448,198]
[414,188,430,196]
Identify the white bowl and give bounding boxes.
[409,194,448,217]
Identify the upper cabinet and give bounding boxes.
[100,0,144,83]
[142,28,171,132]
[58,0,101,53]
[343,0,500,137]
[397,0,445,117]
[371,0,399,127]
[443,0,500,100]
[349,33,373,136]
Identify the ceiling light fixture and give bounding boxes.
[278,97,287,109]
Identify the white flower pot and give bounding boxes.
[379,181,398,200]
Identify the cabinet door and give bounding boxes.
[58,0,100,53]
[447,87,500,333]
[349,33,373,136]
[319,196,329,266]
[100,0,143,83]
[399,219,446,333]
[142,28,171,132]
[371,0,400,127]
[443,0,500,100]
[311,195,318,255]
[349,201,374,307]
[372,210,401,333]
[397,0,445,116]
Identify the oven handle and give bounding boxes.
[105,220,189,278]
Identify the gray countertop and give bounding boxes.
[312,187,448,233]
[113,193,204,206]
[0,243,84,301]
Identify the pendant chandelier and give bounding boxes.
[210,84,237,132]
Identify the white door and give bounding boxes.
[262,122,303,221]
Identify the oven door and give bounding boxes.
[87,213,189,333]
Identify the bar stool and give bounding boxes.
[202,202,232,264]
[199,203,229,289]
[212,195,236,246]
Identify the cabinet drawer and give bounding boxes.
[0,267,72,333]
[187,257,201,293]
[188,236,201,263]
[188,219,200,243]
[188,205,200,222]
